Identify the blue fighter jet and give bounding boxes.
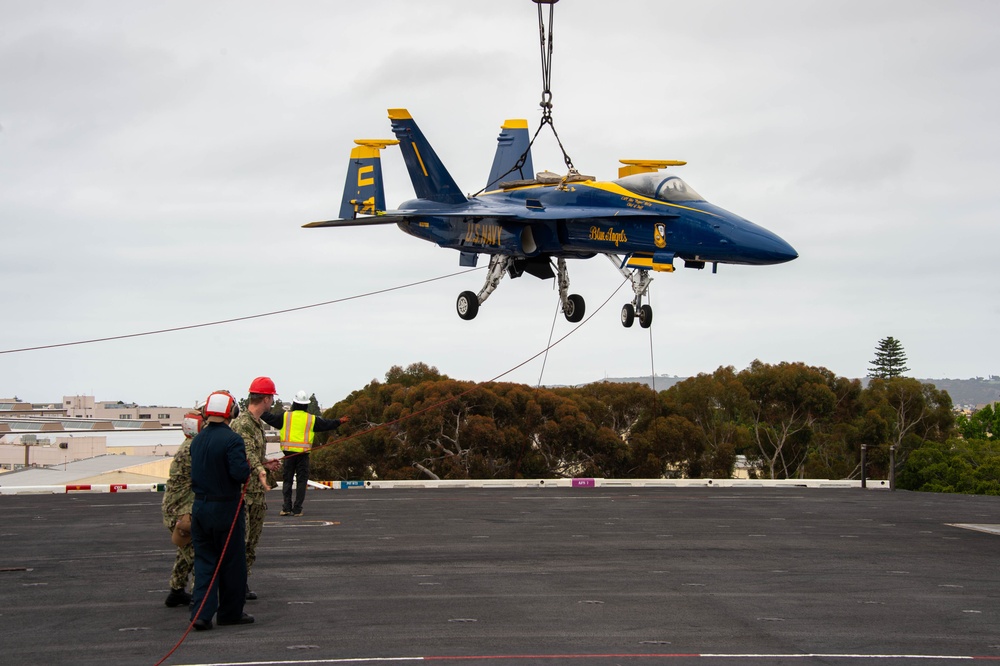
[305,109,797,328]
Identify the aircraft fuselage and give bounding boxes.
[395,180,797,268]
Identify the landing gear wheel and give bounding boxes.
[621,303,635,328]
[638,304,653,329]
[564,294,585,323]
[456,291,479,320]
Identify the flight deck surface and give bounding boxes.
[1,488,998,665]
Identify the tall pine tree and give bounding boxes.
[868,336,910,378]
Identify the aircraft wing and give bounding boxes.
[304,203,677,228]
[303,216,412,228]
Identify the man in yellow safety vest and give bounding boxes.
[261,390,348,517]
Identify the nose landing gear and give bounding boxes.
[610,255,653,329]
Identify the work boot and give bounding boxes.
[165,588,192,607]
[245,585,257,601]
[279,509,292,516]
[292,509,303,517]
[218,612,255,626]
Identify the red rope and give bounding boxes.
[153,479,250,666]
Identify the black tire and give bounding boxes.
[621,303,635,328]
[564,294,585,323]
[638,304,653,328]
[456,291,479,320]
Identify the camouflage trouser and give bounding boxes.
[166,526,194,591]
[245,499,267,577]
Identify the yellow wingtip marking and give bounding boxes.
[387,108,412,120]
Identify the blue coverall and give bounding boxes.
[189,421,251,625]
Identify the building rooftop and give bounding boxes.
[0,454,167,487]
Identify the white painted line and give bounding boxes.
[948,523,1000,536]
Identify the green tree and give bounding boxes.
[738,361,839,479]
[898,438,1000,495]
[956,403,1000,441]
[860,377,954,476]
[800,376,865,479]
[269,398,286,418]
[868,336,910,379]
[661,367,749,478]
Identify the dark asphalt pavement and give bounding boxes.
[0,488,998,666]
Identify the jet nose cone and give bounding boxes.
[736,225,798,265]
[768,234,798,264]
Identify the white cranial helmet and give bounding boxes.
[293,390,309,405]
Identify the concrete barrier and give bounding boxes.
[0,478,890,495]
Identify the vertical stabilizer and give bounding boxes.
[339,139,399,219]
[487,119,534,190]
[388,108,466,205]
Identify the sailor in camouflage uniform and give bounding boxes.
[230,376,280,600]
[161,408,203,607]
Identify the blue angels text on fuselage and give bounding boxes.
[304,109,797,328]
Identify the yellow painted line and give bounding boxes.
[412,144,429,177]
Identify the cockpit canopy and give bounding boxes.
[614,172,704,203]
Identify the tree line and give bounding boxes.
[305,360,993,493]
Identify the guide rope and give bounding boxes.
[536,296,563,388]
[0,268,481,355]
[154,275,630,665]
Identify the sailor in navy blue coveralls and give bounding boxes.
[189,419,251,628]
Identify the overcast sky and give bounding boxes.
[2,0,998,409]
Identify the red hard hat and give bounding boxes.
[248,376,277,395]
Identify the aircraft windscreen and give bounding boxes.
[614,172,703,203]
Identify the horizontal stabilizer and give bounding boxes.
[303,215,409,229]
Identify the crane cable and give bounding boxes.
[475,0,576,195]
[534,0,575,173]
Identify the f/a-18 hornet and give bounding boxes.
[305,109,797,329]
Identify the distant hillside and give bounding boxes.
[589,375,687,391]
[594,375,1000,408]
[917,378,1000,408]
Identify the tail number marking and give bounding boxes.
[358,165,375,187]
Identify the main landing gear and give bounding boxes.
[456,255,585,324]
[610,255,653,329]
